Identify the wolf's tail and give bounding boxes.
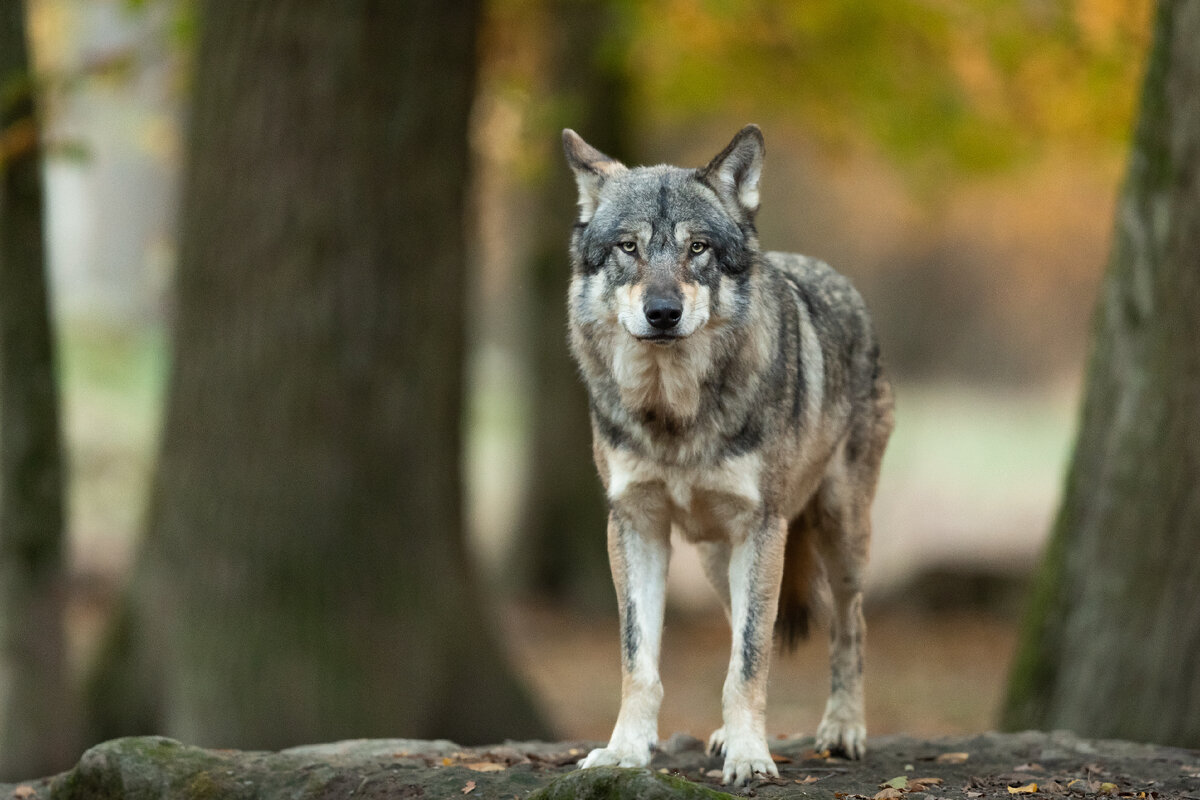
[775,499,827,651]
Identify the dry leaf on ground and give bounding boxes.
[909,777,944,791]
[461,780,476,795]
[1007,782,1037,794]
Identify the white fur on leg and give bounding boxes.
[579,672,663,768]
[815,690,866,759]
[719,725,779,785]
[713,520,786,786]
[580,524,670,771]
[579,676,662,768]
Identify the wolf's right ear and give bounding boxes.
[563,129,626,223]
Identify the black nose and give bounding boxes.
[644,296,683,330]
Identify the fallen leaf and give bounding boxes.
[12,788,36,800]
[1098,782,1118,795]
[966,793,983,798]
[910,777,945,791]
[803,748,833,760]
[880,776,909,790]
[874,789,903,800]
[1014,763,1045,772]
[936,752,970,764]
[461,780,476,795]
[770,753,792,764]
[705,769,723,779]
[441,757,453,766]
[796,775,820,784]
[1007,782,1038,794]
[464,762,506,773]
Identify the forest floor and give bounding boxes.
[15,729,1198,799]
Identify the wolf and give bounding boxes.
[562,124,894,785]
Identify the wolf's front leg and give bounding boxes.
[580,511,671,770]
[713,516,787,785]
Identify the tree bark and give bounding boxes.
[92,0,549,749]
[1002,0,1200,747]
[0,0,77,779]
[510,0,632,610]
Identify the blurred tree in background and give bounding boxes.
[0,0,77,779]
[502,0,634,610]
[1002,0,1200,748]
[86,0,548,749]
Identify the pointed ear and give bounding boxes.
[699,124,765,217]
[562,129,627,223]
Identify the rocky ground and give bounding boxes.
[5,730,1198,799]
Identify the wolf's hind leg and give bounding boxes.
[697,541,732,618]
[579,511,671,770]
[812,462,877,758]
[695,542,733,757]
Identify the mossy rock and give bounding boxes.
[530,766,737,800]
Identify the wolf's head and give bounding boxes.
[563,126,765,345]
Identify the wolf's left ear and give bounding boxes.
[563,129,627,223]
[699,124,765,218]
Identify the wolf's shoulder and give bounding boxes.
[763,251,867,316]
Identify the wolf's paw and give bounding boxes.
[720,736,779,786]
[706,727,726,757]
[578,741,653,769]
[814,712,866,760]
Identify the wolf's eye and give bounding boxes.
[689,241,708,255]
[619,241,638,254]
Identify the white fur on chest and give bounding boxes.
[605,448,763,543]
[608,330,718,424]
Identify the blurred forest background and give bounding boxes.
[0,0,1170,781]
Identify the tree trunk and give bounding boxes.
[1002,0,1200,747]
[510,0,632,610]
[0,0,77,779]
[92,0,549,750]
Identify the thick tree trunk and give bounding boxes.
[510,0,632,610]
[1002,0,1200,747]
[0,0,77,779]
[92,0,548,749]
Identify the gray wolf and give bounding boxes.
[562,125,894,785]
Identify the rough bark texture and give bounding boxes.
[0,0,78,780]
[1002,0,1200,747]
[510,0,632,609]
[90,0,548,749]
